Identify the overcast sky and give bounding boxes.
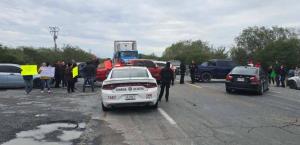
[0,0,299,58]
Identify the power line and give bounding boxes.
[49,26,60,51]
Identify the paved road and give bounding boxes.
[0,78,299,145]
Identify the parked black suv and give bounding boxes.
[195,59,236,82]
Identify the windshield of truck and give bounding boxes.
[120,51,138,58]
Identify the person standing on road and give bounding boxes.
[270,67,276,85]
[274,61,281,87]
[39,62,51,93]
[65,62,75,93]
[180,61,186,84]
[189,60,197,84]
[279,65,287,87]
[158,62,174,102]
[61,61,67,88]
[82,61,97,92]
[23,74,33,94]
[268,65,275,85]
[54,61,62,88]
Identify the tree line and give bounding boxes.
[161,26,300,69]
[0,44,98,65]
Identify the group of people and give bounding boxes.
[53,60,78,93]
[23,58,99,95]
[267,61,299,88]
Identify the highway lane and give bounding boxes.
[90,80,300,145]
[1,79,299,145]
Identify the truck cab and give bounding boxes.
[114,40,138,65]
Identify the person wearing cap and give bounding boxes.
[158,62,174,102]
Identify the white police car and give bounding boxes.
[101,66,158,111]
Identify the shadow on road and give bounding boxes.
[106,106,157,115]
[227,90,264,97]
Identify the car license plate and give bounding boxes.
[125,95,136,100]
[237,78,245,82]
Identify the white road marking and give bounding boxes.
[270,91,281,94]
[158,108,177,125]
[187,83,202,89]
[158,108,195,144]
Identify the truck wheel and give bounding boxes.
[201,72,212,82]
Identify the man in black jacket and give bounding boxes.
[83,61,97,92]
[158,62,174,102]
[189,60,197,84]
[180,62,186,84]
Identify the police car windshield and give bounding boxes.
[111,68,148,78]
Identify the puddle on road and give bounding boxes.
[2,122,86,145]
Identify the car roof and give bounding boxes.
[233,66,260,72]
[153,61,166,64]
[0,63,20,67]
[235,66,258,69]
[112,66,148,70]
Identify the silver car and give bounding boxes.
[287,76,300,90]
[0,64,25,88]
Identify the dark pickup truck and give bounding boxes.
[195,59,236,82]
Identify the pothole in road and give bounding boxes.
[2,122,86,145]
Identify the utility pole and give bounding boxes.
[49,26,60,51]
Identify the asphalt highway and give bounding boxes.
[0,78,299,145]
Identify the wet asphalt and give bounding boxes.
[0,78,299,145]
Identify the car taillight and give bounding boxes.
[102,84,116,90]
[250,76,259,84]
[226,74,233,81]
[143,83,157,88]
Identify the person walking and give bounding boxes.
[189,60,197,84]
[180,61,186,84]
[23,74,33,94]
[39,62,51,93]
[158,62,174,102]
[65,63,75,93]
[83,61,97,92]
[279,65,287,87]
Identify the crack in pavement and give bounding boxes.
[212,118,300,135]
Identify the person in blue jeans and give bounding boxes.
[39,62,51,93]
[23,75,33,94]
[83,61,96,92]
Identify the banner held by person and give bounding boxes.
[21,65,38,76]
[73,66,78,78]
[40,67,55,78]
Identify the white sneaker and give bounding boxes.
[48,90,51,94]
[41,90,44,93]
